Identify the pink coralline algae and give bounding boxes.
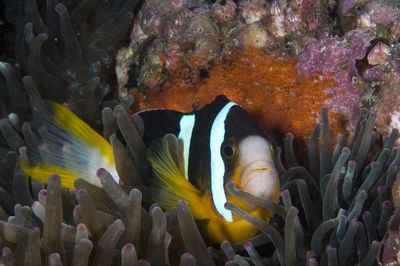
[381,208,400,264]
[297,19,400,136]
[211,1,237,23]
[367,42,391,66]
[369,45,400,136]
[339,0,400,32]
[297,28,373,127]
[274,0,330,39]
[239,0,267,24]
[365,1,400,27]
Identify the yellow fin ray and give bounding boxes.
[19,160,82,189]
[45,101,114,165]
[20,101,117,189]
[148,136,208,220]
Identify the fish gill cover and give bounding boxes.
[0,0,400,265]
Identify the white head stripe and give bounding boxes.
[178,115,196,179]
[210,101,236,222]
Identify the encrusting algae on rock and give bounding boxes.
[131,48,345,146]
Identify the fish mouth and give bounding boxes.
[240,160,279,201]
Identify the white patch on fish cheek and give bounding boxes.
[238,136,274,166]
[243,169,279,200]
[238,136,279,200]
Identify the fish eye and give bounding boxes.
[222,143,235,159]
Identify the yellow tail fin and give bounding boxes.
[20,101,118,189]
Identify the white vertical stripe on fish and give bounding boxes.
[178,114,196,179]
[209,101,236,222]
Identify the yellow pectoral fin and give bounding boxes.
[148,136,208,220]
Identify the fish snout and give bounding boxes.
[240,160,279,201]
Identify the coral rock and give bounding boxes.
[298,28,373,127]
[131,48,342,146]
[367,42,391,66]
[211,0,237,24]
[239,0,267,24]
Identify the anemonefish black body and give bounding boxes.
[20,95,280,243]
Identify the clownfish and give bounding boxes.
[20,95,280,243]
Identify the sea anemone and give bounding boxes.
[0,76,398,265]
[1,0,139,129]
[224,108,399,265]
[0,0,399,265]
